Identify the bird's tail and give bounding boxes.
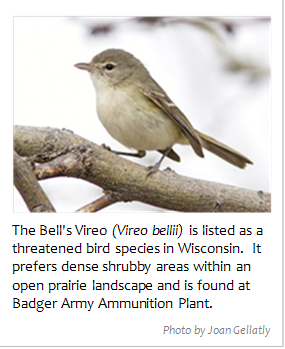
[196,130,253,169]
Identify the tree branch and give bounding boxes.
[76,193,119,213]
[85,16,270,38]
[14,151,56,212]
[14,126,271,212]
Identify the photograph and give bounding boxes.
[14,16,271,213]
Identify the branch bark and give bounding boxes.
[14,125,271,212]
[14,151,56,212]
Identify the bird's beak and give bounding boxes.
[74,62,93,72]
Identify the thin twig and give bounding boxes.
[76,193,119,212]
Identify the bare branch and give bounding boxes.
[14,151,56,212]
[14,126,270,212]
[76,193,119,213]
[84,16,270,38]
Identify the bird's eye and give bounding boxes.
[105,63,114,71]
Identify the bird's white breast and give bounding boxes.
[93,80,182,151]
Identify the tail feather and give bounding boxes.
[196,130,253,169]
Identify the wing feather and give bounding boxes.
[141,88,204,158]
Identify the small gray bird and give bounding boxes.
[75,49,252,173]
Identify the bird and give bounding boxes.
[75,49,253,174]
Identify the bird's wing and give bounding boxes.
[141,88,204,157]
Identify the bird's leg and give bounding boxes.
[101,144,146,158]
[147,147,172,175]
